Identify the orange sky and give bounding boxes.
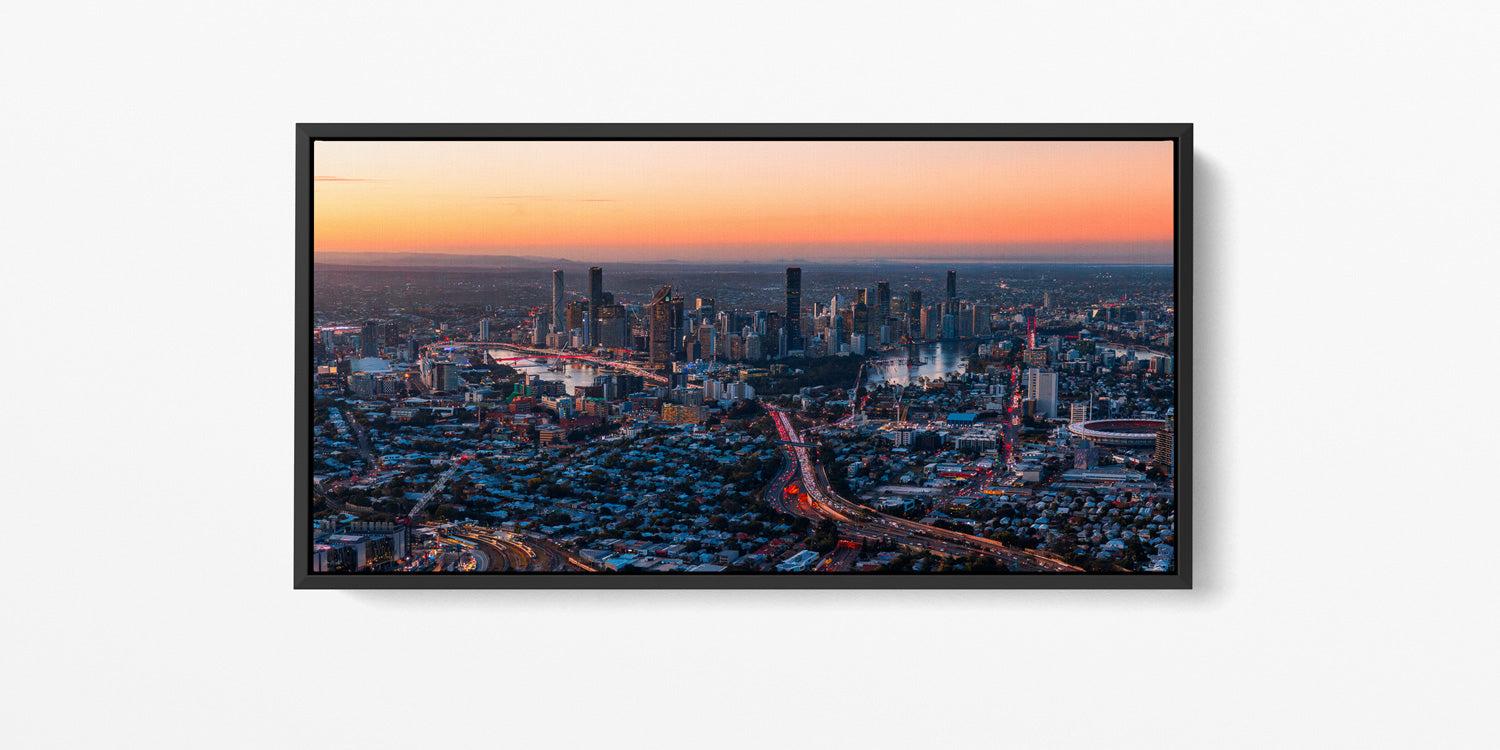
[313,140,1174,262]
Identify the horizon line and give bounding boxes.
[313,256,1174,267]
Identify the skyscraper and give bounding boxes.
[588,266,603,307]
[697,325,716,361]
[971,304,991,336]
[785,267,802,351]
[531,316,547,346]
[649,286,674,370]
[588,266,603,346]
[565,302,585,340]
[552,269,565,334]
[671,294,685,356]
[598,304,627,349]
[907,290,922,340]
[1026,369,1058,419]
[875,281,891,325]
[744,332,762,361]
[360,320,380,358]
[946,269,957,301]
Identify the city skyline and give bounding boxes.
[304,131,1182,581]
[311,259,1176,576]
[313,140,1174,263]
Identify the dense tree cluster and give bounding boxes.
[746,355,868,395]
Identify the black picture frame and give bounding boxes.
[295,123,1192,589]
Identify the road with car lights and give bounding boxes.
[767,407,1080,573]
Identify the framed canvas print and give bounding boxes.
[295,123,1192,589]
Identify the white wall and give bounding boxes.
[4,2,1495,748]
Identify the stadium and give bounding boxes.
[1066,419,1168,447]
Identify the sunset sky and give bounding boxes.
[313,140,1174,263]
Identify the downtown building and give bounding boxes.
[785,267,802,352]
[1154,416,1176,472]
[313,520,410,572]
[552,269,566,333]
[531,315,549,346]
[360,320,384,358]
[649,286,676,371]
[587,266,604,346]
[597,304,628,349]
[662,403,708,425]
[906,290,922,340]
[565,302,586,343]
[696,325,717,361]
[1023,347,1051,370]
[1026,368,1058,419]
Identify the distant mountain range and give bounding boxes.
[314,252,579,269]
[313,250,1170,269]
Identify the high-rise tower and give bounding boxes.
[360,320,380,358]
[907,290,922,340]
[785,267,802,351]
[1026,368,1058,419]
[588,266,603,346]
[552,269,565,334]
[649,286,675,370]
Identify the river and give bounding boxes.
[863,341,976,386]
[491,341,979,391]
[487,347,610,391]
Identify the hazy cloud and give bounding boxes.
[482,195,616,202]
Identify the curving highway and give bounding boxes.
[449,527,598,572]
[767,407,1081,573]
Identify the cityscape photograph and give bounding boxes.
[306,137,1181,578]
